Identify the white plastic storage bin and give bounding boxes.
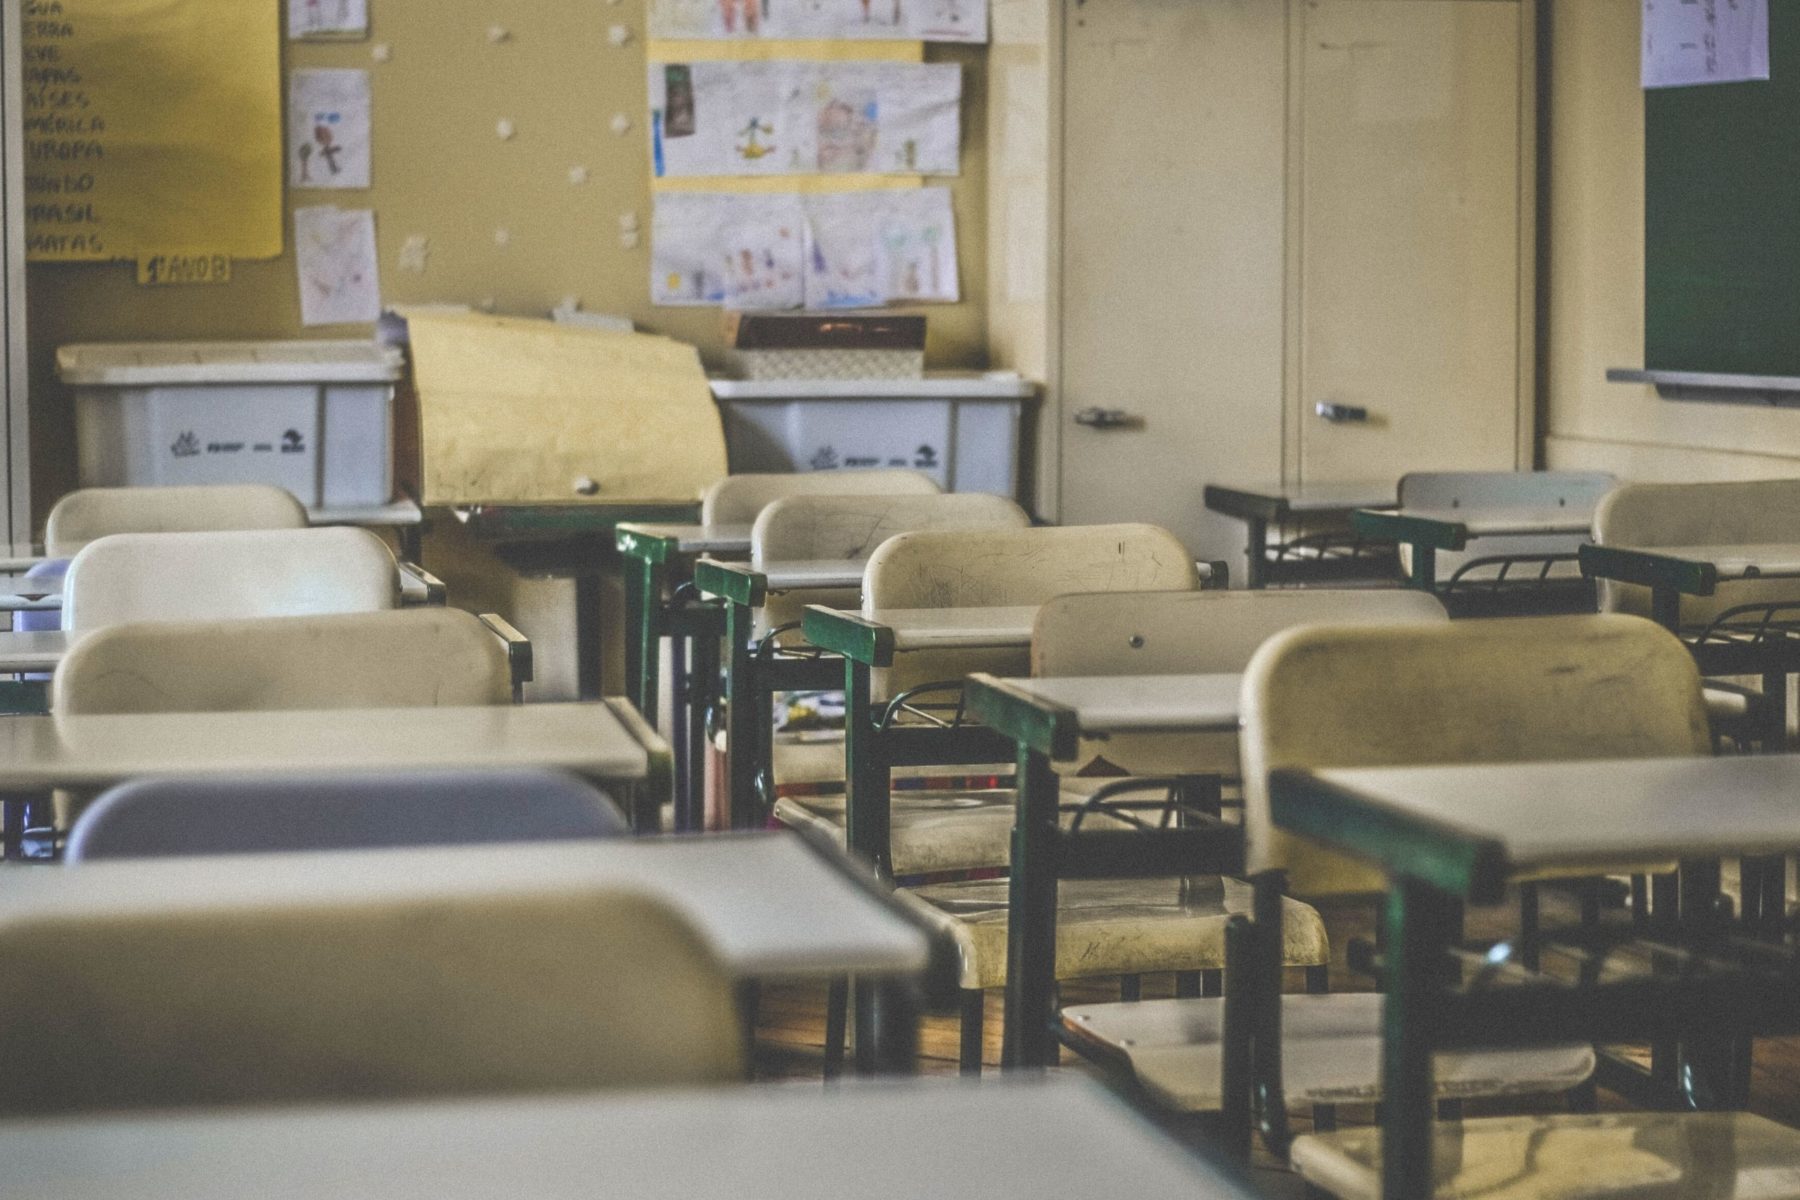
[60,341,402,512]
[711,374,1039,498]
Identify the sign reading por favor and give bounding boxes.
[23,0,283,263]
[651,61,961,178]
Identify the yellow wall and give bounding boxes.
[24,1,989,521]
[1546,0,1800,481]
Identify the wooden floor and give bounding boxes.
[752,885,1800,1191]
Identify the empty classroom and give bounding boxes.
[8,2,1800,1198]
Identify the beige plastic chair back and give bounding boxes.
[55,609,513,716]
[45,485,308,557]
[864,523,1199,697]
[700,469,941,526]
[1593,478,1800,622]
[0,879,743,1114]
[753,492,1031,632]
[1032,588,1450,677]
[1033,588,1448,775]
[1240,613,1711,897]
[61,527,398,632]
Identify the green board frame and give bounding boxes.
[1646,0,1800,376]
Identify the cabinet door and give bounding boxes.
[1296,0,1527,483]
[1056,0,1288,562]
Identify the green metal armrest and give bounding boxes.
[1351,508,1470,551]
[1578,543,1719,596]
[964,673,1080,760]
[693,559,767,607]
[802,604,896,667]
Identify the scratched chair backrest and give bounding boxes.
[45,485,309,558]
[1239,613,1710,898]
[61,526,398,633]
[863,522,1199,699]
[699,469,940,526]
[1032,588,1448,775]
[753,492,1030,634]
[1593,478,1800,624]
[54,608,512,716]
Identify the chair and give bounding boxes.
[54,608,528,715]
[1398,470,1614,608]
[59,526,399,632]
[1206,614,1708,1177]
[65,768,628,861]
[1592,477,1800,747]
[0,872,743,1114]
[43,485,309,557]
[907,588,1449,1075]
[699,468,940,526]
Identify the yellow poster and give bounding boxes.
[23,0,282,262]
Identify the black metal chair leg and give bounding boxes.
[1119,974,1142,1002]
[823,978,849,1080]
[960,989,986,1076]
[1174,970,1201,999]
[1202,969,1223,998]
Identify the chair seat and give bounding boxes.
[773,781,1143,876]
[901,875,1327,991]
[1290,1111,1800,1200]
[1061,992,1593,1112]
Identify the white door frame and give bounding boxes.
[1,0,30,543]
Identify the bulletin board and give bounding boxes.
[1645,0,1800,375]
[21,0,283,265]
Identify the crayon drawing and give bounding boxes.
[288,69,371,190]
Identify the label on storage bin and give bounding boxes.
[136,252,231,286]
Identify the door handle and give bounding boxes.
[1314,402,1369,424]
[1073,406,1136,429]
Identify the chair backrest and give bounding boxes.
[864,523,1199,696]
[54,608,512,716]
[1397,470,1616,512]
[1032,588,1450,677]
[753,493,1031,632]
[66,768,629,861]
[699,469,940,525]
[45,485,309,557]
[1593,478,1800,620]
[0,873,744,1114]
[1239,613,1711,897]
[61,526,397,632]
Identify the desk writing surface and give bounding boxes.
[0,703,651,791]
[623,522,755,554]
[0,1078,1244,1200]
[1638,544,1800,581]
[18,833,925,981]
[760,560,868,590]
[866,606,1040,650]
[995,674,1243,734]
[1207,480,1398,516]
[1302,756,1800,876]
[1393,507,1594,538]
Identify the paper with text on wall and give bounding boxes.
[22,0,282,262]
[406,312,729,506]
[1643,0,1769,88]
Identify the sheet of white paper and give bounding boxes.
[652,193,807,309]
[1643,0,1769,88]
[289,68,372,189]
[649,0,984,43]
[804,188,958,306]
[294,207,382,326]
[650,61,961,177]
[288,0,370,39]
[651,188,958,308]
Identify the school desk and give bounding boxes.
[0,699,671,856]
[1203,480,1399,588]
[0,1077,1254,1200]
[1270,755,1800,1200]
[456,502,700,701]
[964,671,1245,1069]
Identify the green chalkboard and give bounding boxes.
[1646,0,1800,376]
